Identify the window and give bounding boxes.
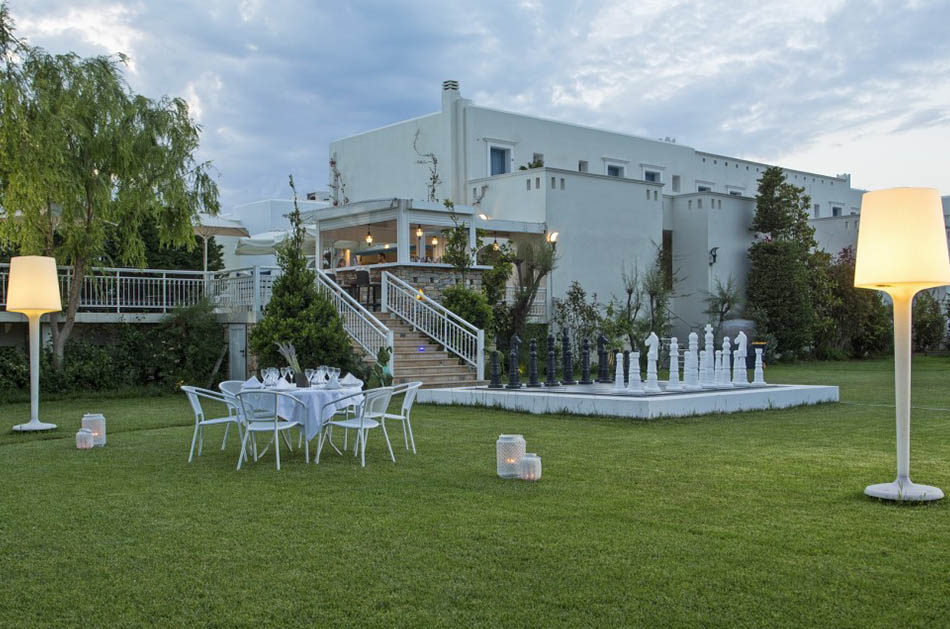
[490,147,509,176]
[644,170,660,183]
[526,179,531,191]
[578,160,588,172]
[535,177,540,189]
[832,206,842,217]
[688,200,692,209]
[646,190,650,200]
[607,165,624,177]
[653,190,658,201]
[560,178,565,190]
[813,203,820,217]
[697,185,711,192]
[729,191,742,196]
[697,199,703,209]
[671,175,681,192]
[551,177,556,189]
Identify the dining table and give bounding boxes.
[240,381,364,442]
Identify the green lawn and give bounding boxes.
[1,358,949,626]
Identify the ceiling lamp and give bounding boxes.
[365,227,373,245]
[416,225,423,238]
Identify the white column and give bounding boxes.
[467,216,477,265]
[396,201,410,264]
[313,221,322,270]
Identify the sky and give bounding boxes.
[10,0,950,211]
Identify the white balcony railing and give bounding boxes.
[504,285,548,322]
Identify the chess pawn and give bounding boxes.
[752,348,767,386]
[666,337,683,391]
[698,350,707,387]
[713,350,723,387]
[684,349,702,391]
[644,334,661,393]
[732,339,749,387]
[702,349,717,389]
[720,337,734,388]
[626,352,644,395]
[612,352,626,393]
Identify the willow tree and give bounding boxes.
[0,7,218,368]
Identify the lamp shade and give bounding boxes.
[854,188,950,290]
[5,256,62,315]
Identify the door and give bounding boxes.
[228,324,247,380]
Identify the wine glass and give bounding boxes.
[280,366,293,382]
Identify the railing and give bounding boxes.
[315,269,394,373]
[0,263,208,313]
[504,285,548,322]
[206,266,280,314]
[381,271,484,381]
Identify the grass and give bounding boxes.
[1,357,949,626]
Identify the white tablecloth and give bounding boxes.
[241,385,363,441]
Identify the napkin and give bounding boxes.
[243,375,262,388]
[340,373,363,387]
[275,378,295,390]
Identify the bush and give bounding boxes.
[442,284,493,334]
[913,290,945,352]
[153,301,227,388]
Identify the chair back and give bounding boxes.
[360,387,394,423]
[355,269,370,287]
[400,381,423,416]
[182,385,235,422]
[236,390,278,424]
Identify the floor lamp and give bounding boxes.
[854,188,950,501]
[7,256,62,432]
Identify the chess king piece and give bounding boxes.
[506,334,522,389]
[626,351,644,395]
[597,334,610,382]
[612,352,626,393]
[644,332,661,393]
[561,332,577,385]
[666,336,683,391]
[719,336,734,388]
[752,347,767,386]
[732,331,749,387]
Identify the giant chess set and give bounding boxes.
[417,324,839,420]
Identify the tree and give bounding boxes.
[249,176,362,375]
[746,167,818,358]
[913,290,945,352]
[440,200,478,281]
[0,9,219,368]
[506,237,557,341]
[703,275,742,333]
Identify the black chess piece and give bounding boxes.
[561,332,576,385]
[545,334,559,387]
[488,350,502,388]
[597,334,609,382]
[580,338,593,385]
[526,338,541,387]
[623,350,630,386]
[506,334,522,389]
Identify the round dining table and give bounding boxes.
[240,383,364,441]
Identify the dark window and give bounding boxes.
[490,147,508,176]
[697,185,711,192]
[832,206,842,217]
[607,165,623,177]
[644,170,660,182]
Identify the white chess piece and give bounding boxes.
[733,331,749,387]
[626,351,644,395]
[720,337,734,388]
[702,324,716,388]
[752,347,767,386]
[698,350,707,387]
[684,349,701,391]
[644,333,661,393]
[613,352,625,393]
[714,350,723,387]
[666,337,683,391]
[688,332,699,383]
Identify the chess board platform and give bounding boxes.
[417,381,839,420]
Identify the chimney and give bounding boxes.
[442,80,460,113]
[442,80,459,92]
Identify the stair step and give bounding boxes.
[415,379,488,389]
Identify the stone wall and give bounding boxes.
[331,264,483,304]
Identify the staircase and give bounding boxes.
[356,312,486,388]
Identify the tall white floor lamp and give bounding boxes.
[854,188,950,501]
[7,256,62,432]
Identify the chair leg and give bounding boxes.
[360,429,367,467]
[237,429,251,470]
[281,430,294,452]
[198,426,204,456]
[221,422,231,450]
[188,422,200,463]
[274,427,281,471]
[406,417,416,454]
[380,422,396,463]
[304,435,310,464]
[316,429,326,464]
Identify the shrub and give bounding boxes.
[153,301,226,388]
[443,284,493,333]
[913,290,945,352]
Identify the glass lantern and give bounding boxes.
[496,434,526,478]
[81,413,107,447]
[76,428,95,450]
[519,453,542,481]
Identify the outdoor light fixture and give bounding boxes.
[546,231,559,243]
[519,453,542,481]
[496,434,526,478]
[365,227,373,245]
[81,413,107,447]
[854,187,950,501]
[478,212,489,221]
[416,225,423,238]
[75,429,94,450]
[383,243,390,249]
[431,236,438,246]
[492,239,500,251]
[6,256,61,432]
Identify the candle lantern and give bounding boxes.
[81,413,107,447]
[75,428,95,450]
[519,453,542,481]
[496,434,526,478]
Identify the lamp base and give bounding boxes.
[865,480,944,502]
[12,419,57,432]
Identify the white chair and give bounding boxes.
[316,387,395,467]
[181,386,243,463]
[235,390,307,471]
[380,381,421,454]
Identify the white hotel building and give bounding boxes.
[323,80,881,337]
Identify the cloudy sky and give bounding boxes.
[11,0,950,210]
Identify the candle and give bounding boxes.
[76,428,94,450]
[81,413,107,447]
[519,453,542,481]
[496,434,526,478]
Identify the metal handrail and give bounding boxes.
[315,269,394,374]
[381,271,484,380]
